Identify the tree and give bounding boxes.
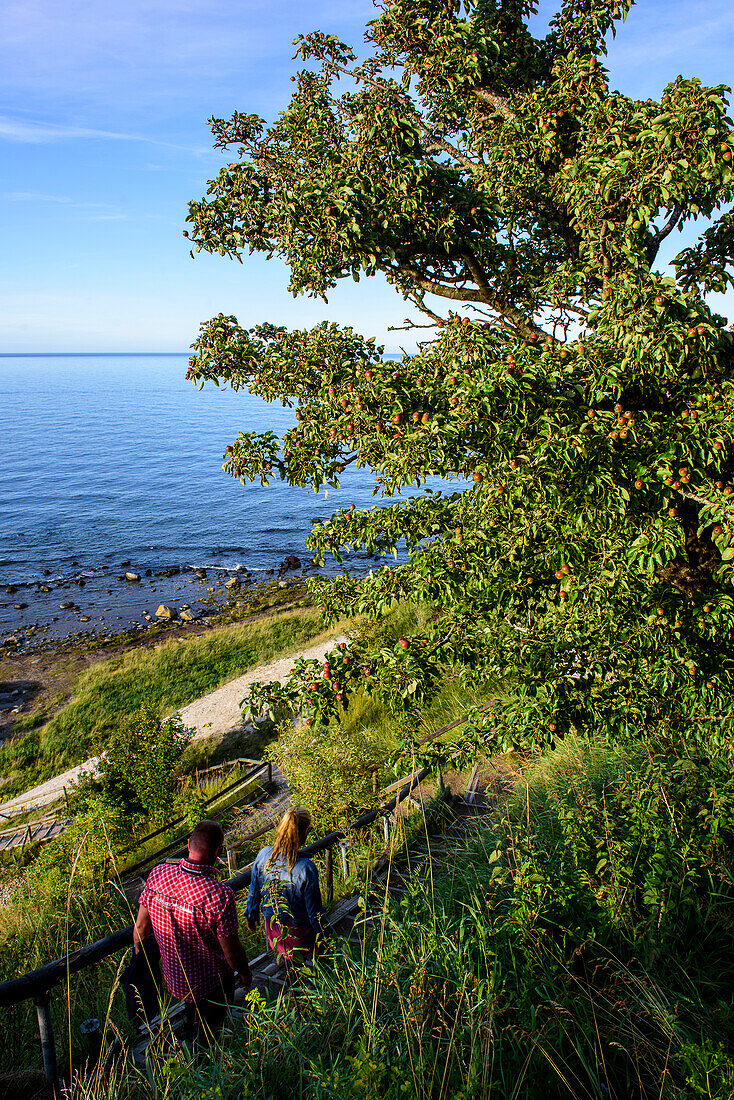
[186,0,734,762]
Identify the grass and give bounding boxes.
[0,607,341,799]
[4,731,734,1096]
[50,802,724,1099]
[50,736,734,1100]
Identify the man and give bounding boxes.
[133,819,251,1039]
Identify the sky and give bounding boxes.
[1,0,732,353]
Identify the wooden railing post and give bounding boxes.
[34,992,58,1091]
[383,815,390,845]
[268,762,273,785]
[324,846,334,905]
[339,839,351,880]
[437,772,446,798]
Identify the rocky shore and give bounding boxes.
[0,553,307,655]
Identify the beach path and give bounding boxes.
[0,633,346,819]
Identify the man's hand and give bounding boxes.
[133,905,152,954]
[218,932,252,989]
[235,965,253,991]
[246,916,259,933]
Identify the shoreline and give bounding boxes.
[0,555,314,652]
[1,545,390,654]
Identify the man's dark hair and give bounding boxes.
[189,820,224,861]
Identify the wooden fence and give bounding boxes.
[0,766,433,1089]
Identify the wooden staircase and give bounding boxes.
[129,779,496,1064]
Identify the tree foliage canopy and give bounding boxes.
[186,0,734,761]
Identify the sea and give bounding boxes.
[0,353,458,642]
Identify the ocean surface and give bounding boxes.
[0,354,458,641]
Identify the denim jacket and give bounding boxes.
[245,846,324,930]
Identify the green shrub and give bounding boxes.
[266,716,395,832]
[71,706,192,823]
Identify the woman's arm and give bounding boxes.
[302,861,325,931]
[245,851,263,931]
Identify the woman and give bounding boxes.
[245,806,325,962]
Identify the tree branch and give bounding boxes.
[474,88,517,122]
[425,140,480,173]
[647,203,682,264]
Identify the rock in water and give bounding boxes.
[278,554,302,574]
[225,576,240,589]
[125,572,141,582]
[156,604,177,620]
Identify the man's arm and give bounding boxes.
[133,905,153,953]
[217,933,252,989]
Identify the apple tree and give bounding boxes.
[186,0,734,765]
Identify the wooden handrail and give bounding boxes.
[0,693,496,1089]
[118,762,268,858]
[196,756,261,778]
[119,769,271,878]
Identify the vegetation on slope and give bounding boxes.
[0,607,330,799]
[50,735,734,1100]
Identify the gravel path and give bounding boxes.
[177,633,346,740]
[0,633,346,819]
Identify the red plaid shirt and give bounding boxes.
[139,858,238,1003]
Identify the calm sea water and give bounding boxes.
[0,353,446,590]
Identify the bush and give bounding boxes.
[71,706,192,824]
[266,715,394,832]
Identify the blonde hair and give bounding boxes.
[268,807,312,872]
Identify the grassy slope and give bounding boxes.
[0,607,335,798]
[59,738,734,1100]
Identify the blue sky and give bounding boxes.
[1,0,732,353]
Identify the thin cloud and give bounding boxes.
[3,190,72,202]
[1,189,127,220]
[0,114,210,154]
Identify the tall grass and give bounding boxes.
[63,790,732,1100]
